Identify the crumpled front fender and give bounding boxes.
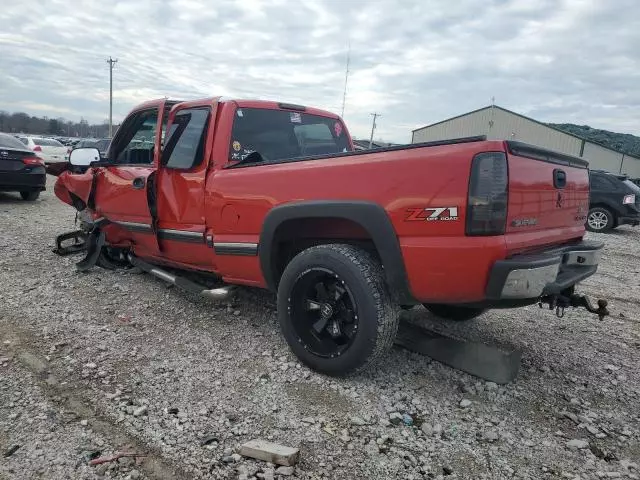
[54,169,95,209]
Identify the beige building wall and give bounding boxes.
[582,142,623,172]
[412,106,640,177]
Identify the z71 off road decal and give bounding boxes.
[405,207,459,222]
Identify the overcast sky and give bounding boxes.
[1,0,639,142]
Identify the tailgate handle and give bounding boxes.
[553,169,566,189]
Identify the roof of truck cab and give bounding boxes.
[218,98,341,119]
[132,97,340,119]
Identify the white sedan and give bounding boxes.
[17,136,69,164]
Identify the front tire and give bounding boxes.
[277,244,399,376]
[96,247,130,270]
[586,207,614,232]
[423,303,485,321]
[20,191,40,201]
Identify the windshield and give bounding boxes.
[229,107,351,163]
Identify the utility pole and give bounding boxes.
[107,57,118,138]
[369,113,380,149]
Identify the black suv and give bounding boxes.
[587,170,640,232]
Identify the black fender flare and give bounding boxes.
[258,200,415,304]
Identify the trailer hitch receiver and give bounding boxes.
[539,290,609,321]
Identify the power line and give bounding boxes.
[107,57,118,138]
[369,113,381,149]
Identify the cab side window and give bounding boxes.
[161,108,210,170]
[110,109,158,165]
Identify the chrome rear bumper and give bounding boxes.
[486,240,603,300]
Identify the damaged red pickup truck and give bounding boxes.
[50,97,608,375]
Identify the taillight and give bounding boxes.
[623,194,635,205]
[33,145,42,152]
[466,152,508,236]
[23,157,44,166]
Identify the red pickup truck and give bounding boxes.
[51,97,608,375]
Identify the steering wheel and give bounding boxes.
[242,150,268,163]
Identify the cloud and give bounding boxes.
[1,0,639,142]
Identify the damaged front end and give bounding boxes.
[52,208,98,256]
[53,210,127,272]
[53,229,89,257]
[52,165,127,271]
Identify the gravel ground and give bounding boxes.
[0,177,638,480]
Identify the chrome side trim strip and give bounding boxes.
[158,229,204,243]
[114,222,204,243]
[113,221,153,233]
[213,242,259,256]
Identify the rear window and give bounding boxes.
[590,174,618,190]
[33,138,64,147]
[229,107,351,163]
[0,133,29,150]
[623,179,640,194]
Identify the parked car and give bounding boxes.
[17,136,69,164]
[74,138,110,160]
[0,132,46,200]
[50,97,607,375]
[586,170,640,232]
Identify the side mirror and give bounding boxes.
[69,147,101,166]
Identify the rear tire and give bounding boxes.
[586,207,614,232]
[20,191,39,201]
[277,244,399,376]
[423,303,485,321]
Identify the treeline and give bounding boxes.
[0,111,118,138]
[550,123,640,158]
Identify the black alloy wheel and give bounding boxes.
[288,267,359,359]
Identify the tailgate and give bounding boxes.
[504,141,589,253]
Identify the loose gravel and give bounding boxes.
[0,177,638,480]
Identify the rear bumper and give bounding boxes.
[618,214,640,227]
[0,168,47,192]
[485,240,602,301]
[616,203,640,226]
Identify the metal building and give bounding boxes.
[412,105,640,178]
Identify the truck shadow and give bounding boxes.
[0,192,44,204]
